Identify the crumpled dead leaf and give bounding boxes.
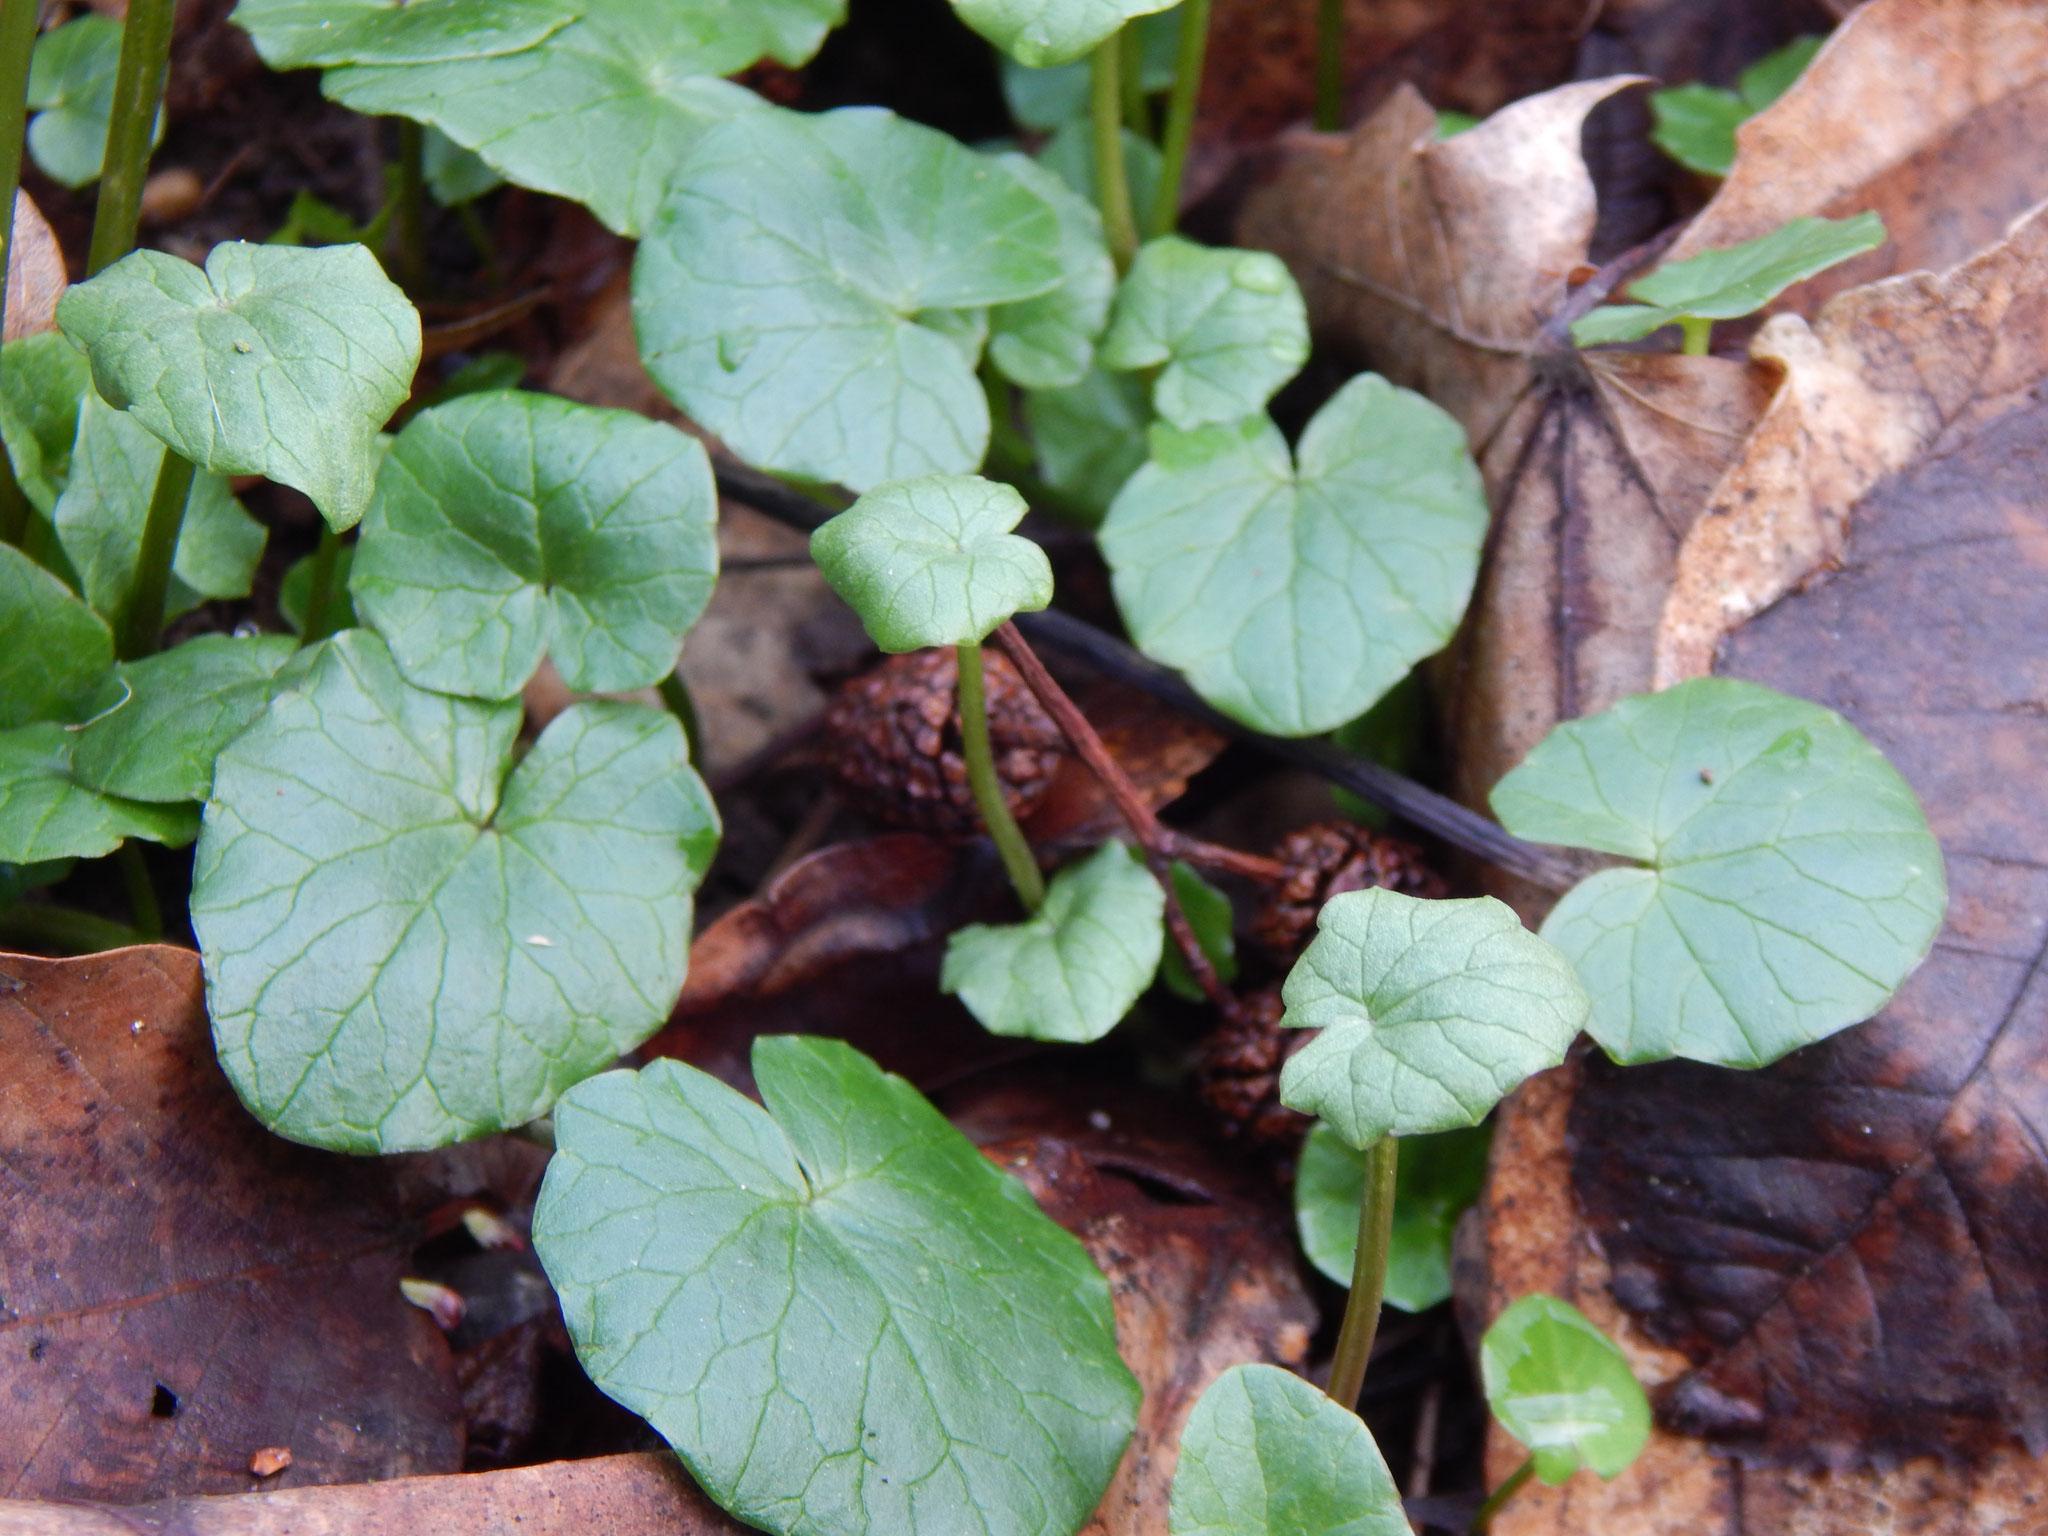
[4,192,65,341]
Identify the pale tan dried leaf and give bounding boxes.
[4,192,65,341]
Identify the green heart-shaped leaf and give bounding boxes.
[70,634,312,803]
[1480,1294,1650,1485]
[56,242,421,531]
[1025,365,1150,525]
[232,0,579,69]
[54,393,265,623]
[1572,212,1884,347]
[635,106,1063,491]
[951,0,1177,67]
[1101,373,1487,737]
[0,333,92,514]
[1098,238,1309,431]
[987,152,1115,391]
[1278,889,1589,1149]
[191,630,719,1152]
[0,543,111,731]
[1294,1120,1490,1313]
[810,474,1053,652]
[0,723,198,863]
[25,14,153,189]
[532,1035,1139,1536]
[320,0,840,237]
[1168,1363,1411,1536]
[351,390,719,701]
[942,839,1163,1043]
[1490,677,1946,1067]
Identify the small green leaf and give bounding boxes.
[56,242,421,531]
[70,634,311,803]
[0,543,112,731]
[1490,677,1946,1067]
[0,723,199,863]
[280,542,357,635]
[351,390,719,700]
[1024,365,1150,525]
[192,630,719,1152]
[53,393,265,623]
[25,15,155,189]
[636,107,1063,491]
[809,474,1052,652]
[1737,35,1824,110]
[1649,39,1821,177]
[1295,1120,1490,1312]
[1099,238,1309,431]
[1040,118,1162,245]
[231,0,579,69]
[422,125,502,205]
[0,333,92,514]
[952,0,1177,67]
[1159,859,1235,1003]
[1168,1363,1411,1536]
[320,0,840,237]
[532,1035,1139,1536]
[942,840,1164,1043]
[1571,213,1885,347]
[1436,109,1479,138]
[1101,374,1487,737]
[1480,1294,1650,1485]
[987,152,1115,391]
[1001,10,1179,130]
[1278,889,1589,1149]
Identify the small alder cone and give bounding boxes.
[1195,986,1313,1151]
[823,648,1067,836]
[1252,820,1448,959]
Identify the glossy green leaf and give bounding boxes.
[25,15,155,189]
[1649,37,1823,177]
[1101,373,1487,737]
[0,543,112,731]
[351,391,719,700]
[0,723,198,863]
[953,0,1177,67]
[532,1035,1139,1536]
[423,125,502,204]
[70,634,311,803]
[1000,11,1179,130]
[1295,1120,1490,1312]
[0,333,92,514]
[987,152,1115,391]
[320,0,840,237]
[1098,238,1309,430]
[53,393,265,624]
[56,242,421,531]
[1572,212,1884,347]
[1025,365,1149,525]
[1480,1294,1650,1485]
[280,542,357,635]
[942,840,1164,1043]
[809,474,1052,652]
[1168,1363,1410,1536]
[1040,118,1161,240]
[1159,859,1236,1003]
[232,0,579,69]
[1490,677,1946,1067]
[1278,889,1589,1149]
[191,630,719,1153]
[636,107,1062,491]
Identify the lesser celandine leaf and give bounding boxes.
[26,14,147,189]
[1571,212,1884,347]
[810,474,1052,652]
[1480,1294,1650,1485]
[54,394,265,623]
[952,0,1177,67]
[0,723,198,863]
[636,107,1063,491]
[1168,1364,1410,1536]
[0,543,111,731]
[231,0,580,70]
[192,631,719,1153]
[1278,889,1589,1149]
[1490,677,1946,1067]
[56,242,420,531]
[1101,373,1486,737]
[70,634,312,803]
[532,1035,1139,1536]
[1025,365,1150,525]
[942,840,1164,1043]
[1649,35,1823,177]
[1295,1119,1490,1312]
[1000,10,1179,130]
[0,333,92,514]
[351,390,719,701]
[1098,238,1309,431]
[987,153,1115,391]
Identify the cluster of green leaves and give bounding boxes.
[1650,35,1822,177]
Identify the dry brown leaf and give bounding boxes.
[4,192,65,341]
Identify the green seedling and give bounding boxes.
[953,0,1178,68]
[26,15,160,189]
[531,1035,1140,1536]
[1492,676,1946,1066]
[1571,211,1885,353]
[1296,1119,1490,1314]
[1101,373,1488,737]
[1650,35,1824,177]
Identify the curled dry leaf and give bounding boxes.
[3,191,65,341]
[0,947,463,1503]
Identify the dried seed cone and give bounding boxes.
[823,648,1067,837]
[1195,986,1312,1151]
[1252,820,1448,960]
